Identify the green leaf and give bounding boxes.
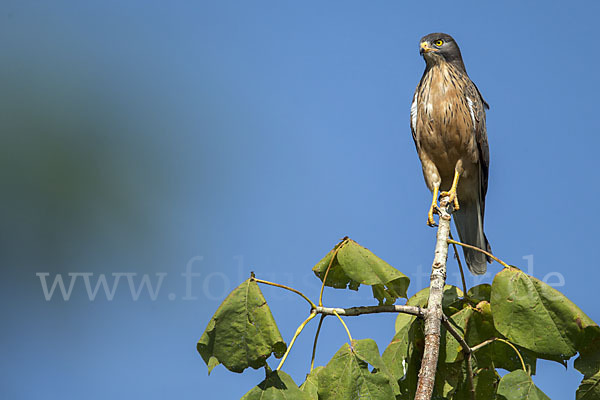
[467,283,491,303]
[496,370,549,400]
[197,279,286,374]
[356,340,400,396]
[452,366,499,400]
[575,326,600,400]
[470,366,499,399]
[240,370,311,400]
[435,359,499,400]
[575,325,600,377]
[318,339,397,400]
[383,316,423,399]
[444,306,474,363]
[465,301,495,345]
[466,301,537,374]
[299,367,323,400]
[313,238,410,305]
[434,360,465,398]
[313,239,356,290]
[577,370,600,400]
[491,268,596,358]
[384,315,417,380]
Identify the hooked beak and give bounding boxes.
[419,42,437,55]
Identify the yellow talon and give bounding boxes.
[427,186,439,226]
[427,206,436,226]
[440,170,461,211]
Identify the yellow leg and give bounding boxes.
[440,170,460,210]
[427,185,439,226]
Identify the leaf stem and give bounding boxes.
[310,315,326,372]
[495,338,527,372]
[253,277,316,309]
[447,238,511,269]
[276,312,317,371]
[332,310,353,343]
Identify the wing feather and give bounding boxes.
[465,82,489,212]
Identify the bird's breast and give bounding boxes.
[415,64,478,170]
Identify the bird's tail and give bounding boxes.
[453,200,491,275]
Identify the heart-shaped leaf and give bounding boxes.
[491,268,596,358]
[197,279,286,374]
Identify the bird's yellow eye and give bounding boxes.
[434,39,444,47]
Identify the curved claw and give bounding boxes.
[427,204,439,226]
[427,186,440,226]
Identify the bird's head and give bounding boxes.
[419,33,466,71]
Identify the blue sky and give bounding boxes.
[1,1,599,398]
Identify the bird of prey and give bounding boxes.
[410,33,492,274]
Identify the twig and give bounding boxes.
[470,338,496,353]
[441,314,470,354]
[252,277,316,309]
[276,312,317,371]
[310,315,326,372]
[448,231,468,295]
[447,238,511,269]
[332,310,353,343]
[415,197,452,400]
[318,237,348,307]
[315,304,425,318]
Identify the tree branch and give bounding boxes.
[470,338,496,353]
[466,352,476,400]
[441,314,470,354]
[315,304,425,318]
[415,198,452,400]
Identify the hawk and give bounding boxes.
[410,33,492,275]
